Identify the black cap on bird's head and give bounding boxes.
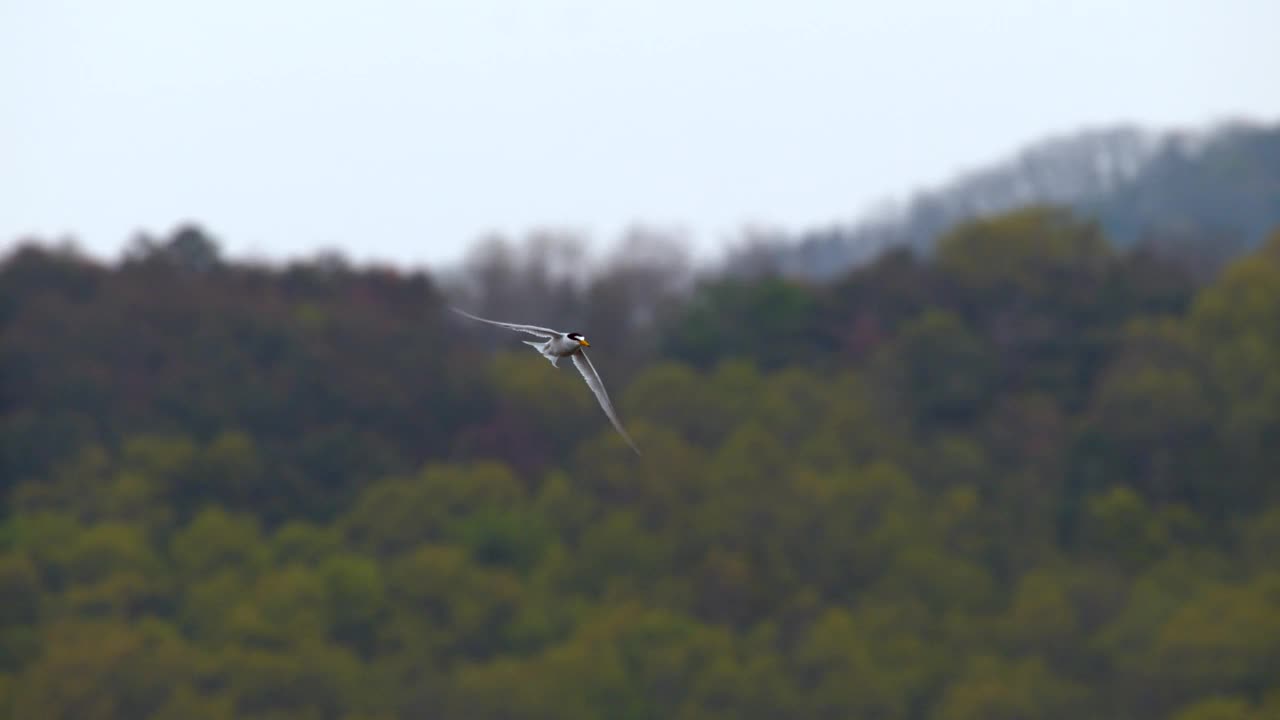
[566,332,590,347]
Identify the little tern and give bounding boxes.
[451,308,641,455]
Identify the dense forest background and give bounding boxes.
[3,202,1280,719]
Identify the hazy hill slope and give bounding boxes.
[738,120,1280,278]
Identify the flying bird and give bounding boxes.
[451,307,641,455]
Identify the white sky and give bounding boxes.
[2,0,1278,267]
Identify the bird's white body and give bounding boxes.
[523,336,583,367]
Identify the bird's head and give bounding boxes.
[566,332,590,347]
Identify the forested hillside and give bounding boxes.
[3,208,1280,719]
[736,121,1280,279]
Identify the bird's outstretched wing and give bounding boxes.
[572,350,641,455]
[451,307,561,339]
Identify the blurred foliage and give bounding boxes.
[2,215,1279,718]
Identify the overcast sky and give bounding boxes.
[2,0,1277,267]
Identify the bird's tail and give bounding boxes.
[524,340,560,366]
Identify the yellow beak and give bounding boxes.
[578,339,590,347]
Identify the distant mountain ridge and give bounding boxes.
[730,120,1280,278]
